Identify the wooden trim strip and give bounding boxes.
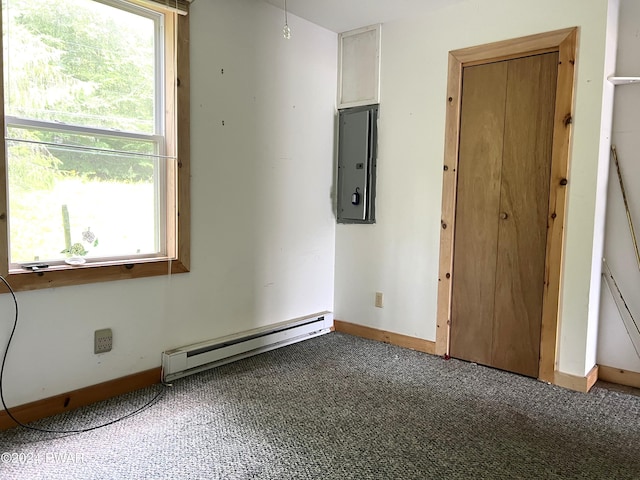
[586,364,599,391]
[334,320,436,355]
[553,364,599,393]
[537,28,578,383]
[176,12,191,270]
[450,27,576,65]
[0,367,161,430]
[435,52,463,357]
[5,260,188,292]
[598,365,640,389]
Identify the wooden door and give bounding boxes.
[450,53,558,377]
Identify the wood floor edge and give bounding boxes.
[0,367,161,430]
[598,365,640,389]
[334,320,436,355]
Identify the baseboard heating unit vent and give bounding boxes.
[161,312,333,382]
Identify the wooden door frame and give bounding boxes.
[436,27,578,383]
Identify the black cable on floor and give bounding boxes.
[0,275,167,434]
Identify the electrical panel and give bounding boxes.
[337,104,378,224]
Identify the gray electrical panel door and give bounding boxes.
[337,105,378,223]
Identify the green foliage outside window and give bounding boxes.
[4,0,156,184]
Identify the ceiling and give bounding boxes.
[261,0,465,33]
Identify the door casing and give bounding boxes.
[435,27,578,382]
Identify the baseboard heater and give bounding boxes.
[161,312,333,382]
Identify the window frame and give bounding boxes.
[0,0,190,291]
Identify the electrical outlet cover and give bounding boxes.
[94,328,113,354]
[375,292,384,308]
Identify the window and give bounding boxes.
[0,0,190,290]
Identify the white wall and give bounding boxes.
[597,0,640,373]
[334,0,615,378]
[0,0,338,407]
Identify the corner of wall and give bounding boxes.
[583,0,620,373]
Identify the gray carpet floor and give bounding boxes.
[0,332,639,479]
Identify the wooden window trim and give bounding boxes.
[0,3,190,292]
[436,27,578,383]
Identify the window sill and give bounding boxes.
[6,257,189,292]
